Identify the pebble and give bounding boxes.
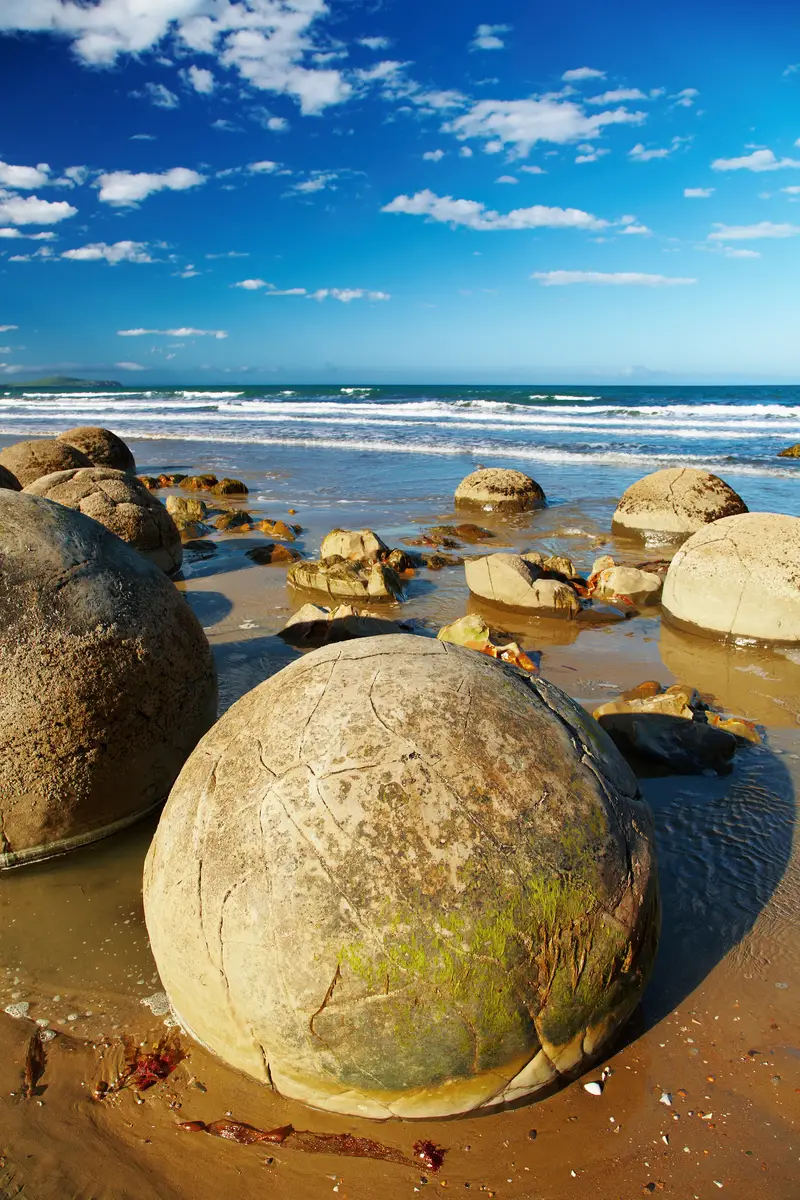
[584,1080,603,1096]
[3,1001,30,1019]
[527,1130,537,1141]
[659,1092,673,1106]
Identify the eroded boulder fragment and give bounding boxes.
[592,566,663,608]
[288,557,403,602]
[144,636,659,1119]
[466,553,581,617]
[320,528,389,561]
[0,491,217,868]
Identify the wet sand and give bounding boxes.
[2,445,799,1199]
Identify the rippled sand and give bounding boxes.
[1,446,798,1199]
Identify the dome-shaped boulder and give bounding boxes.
[58,426,136,473]
[0,464,20,491]
[144,636,659,1120]
[662,512,800,644]
[0,491,217,868]
[0,439,91,488]
[455,468,546,514]
[320,528,388,561]
[612,468,747,540]
[25,468,182,575]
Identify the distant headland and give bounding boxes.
[10,375,123,388]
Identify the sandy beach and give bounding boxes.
[2,430,798,1200]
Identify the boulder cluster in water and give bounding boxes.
[0,438,794,1121]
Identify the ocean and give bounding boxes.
[2,382,799,519]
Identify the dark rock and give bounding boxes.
[597,713,736,775]
[181,474,219,491]
[215,510,252,531]
[212,478,249,496]
[246,544,301,565]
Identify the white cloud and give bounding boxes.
[721,247,761,258]
[672,87,699,108]
[712,149,800,172]
[131,133,156,140]
[619,223,651,235]
[308,288,390,302]
[186,65,215,94]
[784,63,800,76]
[247,160,280,173]
[708,221,800,240]
[0,160,50,189]
[233,278,269,289]
[265,115,289,131]
[382,188,607,231]
[140,81,180,109]
[471,24,512,51]
[783,185,800,194]
[414,89,468,111]
[265,287,307,295]
[423,149,445,162]
[520,164,546,174]
[118,327,228,338]
[211,118,239,131]
[0,191,77,225]
[0,0,353,116]
[446,97,645,157]
[291,171,338,194]
[115,361,146,370]
[62,240,153,263]
[684,187,715,197]
[206,249,250,258]
[575,147,609,163]
[587,88,648,105]
[532,270,696,286]
[459,146,473,158]
[562,67,606,82]
[359,36,390,50]
[630,136,688,162]
[96,167,205,206]
[59,164,89,187]
[0,227,56,239]
[496,175,518,184]
[0,325,18,332]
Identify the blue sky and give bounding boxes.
[1,0,799,383]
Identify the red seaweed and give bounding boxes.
[97,1029,186,1097]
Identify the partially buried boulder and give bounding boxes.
[466,553,581,617]
[612,468,747,541]
[143,635,659,1119]
[662,512,800,644]
[212,478,248,496]
[25,468,182,575]
[0,439,91,488]
[58,426,136,473]
[320,528,388,560]
[0,465,20,491]
[592,566,663,608]
[0,491,217,868]
[181,474,219,491]
[455,468,546,513]
[289,557,403,602]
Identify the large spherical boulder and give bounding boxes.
[25,468,182,575]
[0,464,20,491]
[455,468,546,513]
[144,636,659,1120]
[612,468,747,540]
[0,439,91,487]
[0,492,217,868]
[662,512,800,644]
[58,426,136,473]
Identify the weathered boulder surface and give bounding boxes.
[212,478,248,495]
[320,528,389,561]
[166,494,208,523]
[455,468,546,513]
[466,553,581,617]
[0,491,217,868]
[25,468,182,575]
[289,557,403,602]
[0,439,91,488]
[662,512,800,644]
[612,468,747,539]
[777,444,800,458]
[58,426,136,473]
[0,464,21,491]
[592,566,663,607]
[143,636,659,1119]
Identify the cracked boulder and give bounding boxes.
[25,467,183,575]
[466,553,581,617]
[662,511,800,644]
[288,557,404,603]
[455,468,546,514]
[58,426,136,473]
[143,635,659,1120]
[0,438,91,488]
[0,490,217,869]
[320,528,389,561]
[612,467,747,541]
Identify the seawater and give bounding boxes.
[2,382,800,518]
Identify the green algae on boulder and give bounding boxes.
[143,635,659,1120]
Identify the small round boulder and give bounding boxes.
[25,468,182,575]
[455,468,546,513]
[0,439,91,488]
[58,426,136,473]
[612,468,747,540]
[144,636,659,1120]
[0,491,217,868]
[662,512,800,644]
